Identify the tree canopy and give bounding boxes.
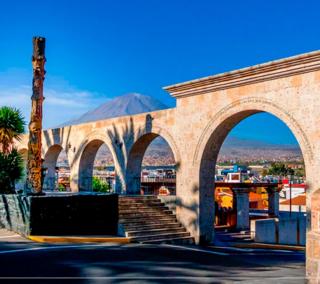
[268,162,295,177]
[92,177,111,193]
[0,107,26,193]
[0,107,25,154]
[0,149,24,193]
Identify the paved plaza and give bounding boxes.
[0,229,305,283]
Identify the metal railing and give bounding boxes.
[140,177,176,183]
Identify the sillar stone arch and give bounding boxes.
[126,124,180,194]
[76,132,121,192]
[43,144,64,190]
[192,98,313,244]
[14,51,320,280]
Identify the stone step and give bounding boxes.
[141,236,194,245]
[119,201,163,206]
[120,195,158,197]
[119,216,177,224]
[131,232,190,242]
[119,206,167,212]
[119,196,159,202]
[119,196,191,245]
[119,206,171,213]
[119,211,174,217]
[118,203,167,209]
[122,222,181,231]
[119,210,173,217]
[119,196,161,200]
[120,220,178,229]
[126,227,186,237]
[119,195,158,198]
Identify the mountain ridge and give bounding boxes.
[59,93,168,127]
[221,136,300,150]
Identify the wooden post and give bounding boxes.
[26,37,46,194]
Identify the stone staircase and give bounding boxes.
[119,196,194,244]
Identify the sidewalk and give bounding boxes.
[214,229,305,251]
[29,235,131,244]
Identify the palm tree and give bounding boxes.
[0,107,25,154]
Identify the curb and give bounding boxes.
[29,235,131,244]
[233,242,305,251]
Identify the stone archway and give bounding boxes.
[43,144,64,190]
[194,98,312,244]
[126,127,180,195]
[78,138,118,192]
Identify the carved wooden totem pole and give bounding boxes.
[26,37,46,194]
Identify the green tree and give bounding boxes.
[0,149,24,193]
[0,107,25,154]
[268,162,294,177]
[0,107,26,193]
[92,177,111,193]
[261,168,269,177]
[295,167,305,177]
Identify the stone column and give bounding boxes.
[307,188,320,282]
[267,186,280,217]
[126,176,141,195]
[26,37,46,194]
[232,188,251,230]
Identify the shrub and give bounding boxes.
[0,149,24,194]
[92,177,111,193]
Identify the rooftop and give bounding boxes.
[281,194,306,205]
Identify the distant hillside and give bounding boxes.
[59,93,168,127]
[221,136,299,150]
[86,136,302,167]
[218,136,302,162]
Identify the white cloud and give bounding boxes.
[0,69,110,129]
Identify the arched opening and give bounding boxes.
[78,139,115,192]
[43,145,71,191]
[126,134,176,195]
[199,110,308,247]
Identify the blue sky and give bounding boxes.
[0,0,319,145]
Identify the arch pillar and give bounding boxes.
[307,188,320,281]
[43,145,63,191]
[232,188,251,230]
[175,160,214,245]
[69,158,80,192]
[267,186,281,218]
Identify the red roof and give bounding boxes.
[283,184,306,188]
[280,195,306,205]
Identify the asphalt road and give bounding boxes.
[0,230,305,283]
